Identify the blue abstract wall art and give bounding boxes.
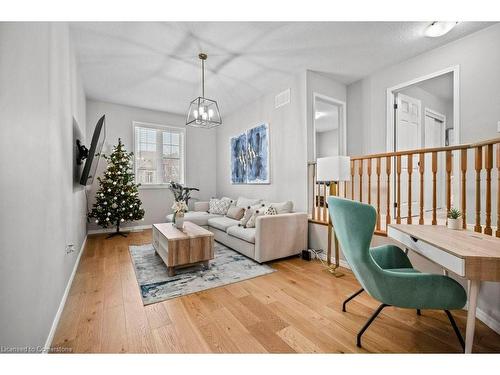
[230,123,269,184]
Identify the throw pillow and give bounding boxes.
[263,206,278,216]
[208,198,231,215]
[269,201,293,214]
[246,209,264,228]
[238,204,262,227]
[226,205,245,220]
[236,197,262,208]
[239,206,254,227]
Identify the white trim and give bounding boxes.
[87,224,152,235]
[475,307,500,335]
[386,65,460,152]
[312,92,347,158]
[132,120,186,186]
[43,235,87,353]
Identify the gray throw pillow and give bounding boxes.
[209,198,231,215]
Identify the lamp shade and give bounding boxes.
[316,156,351,182]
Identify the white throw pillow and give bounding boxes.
[208,198,231,215]
[269,201,293,214]
[238,203,264,227]
[246,208,264,228]
[236,197,262,208]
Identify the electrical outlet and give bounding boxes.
[65,244,75,254]
[497,121,500,132]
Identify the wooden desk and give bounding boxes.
[388,224,500,353]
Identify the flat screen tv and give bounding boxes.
[77,115,106,186]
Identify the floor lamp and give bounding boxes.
[316,156,351,277]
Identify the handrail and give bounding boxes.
[307,137,500,163]
[308,136,500,239]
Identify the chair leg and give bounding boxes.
[444,310,465,351]
[417,309,421,316]
[342,288,364,312]
[357,303,389,347]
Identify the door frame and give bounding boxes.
[312,92,347,159]
[386,65,460,152]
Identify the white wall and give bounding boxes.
[215,72,308,211]
[86,100,217,230]
[0,23,87,348]
[316,129,339,157]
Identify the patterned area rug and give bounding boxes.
[129,242,275,305]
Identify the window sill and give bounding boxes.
[138,184,172,190]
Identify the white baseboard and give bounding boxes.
[43,235,87,353]
[87,224,152,235]
[469,307,500,335]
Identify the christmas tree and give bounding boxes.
[88,138,145,238]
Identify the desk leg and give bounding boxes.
[465,280,480,353]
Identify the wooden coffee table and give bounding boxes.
[152,221,214,276]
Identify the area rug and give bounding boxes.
[128,242,275,305]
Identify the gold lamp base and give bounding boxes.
[326,181,345,278]
[325,264,344,277]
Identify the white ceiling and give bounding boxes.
[71,22,493,116]
[411,72,454,101]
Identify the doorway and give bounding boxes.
[312,93,346,159]
[388,68,458,220]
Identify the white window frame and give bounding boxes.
[132,121,186,189]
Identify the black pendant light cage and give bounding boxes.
[186,53,222,128]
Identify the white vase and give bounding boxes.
[174,212,185,229]
[447,218,461,230]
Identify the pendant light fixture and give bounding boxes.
[186,53,222,128]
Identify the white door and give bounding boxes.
[424,112,445,210]
[395,93,421,218]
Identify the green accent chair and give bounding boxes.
[327,196,467,349]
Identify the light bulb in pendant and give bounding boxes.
[208,109,214,119]
[193,109,198,119]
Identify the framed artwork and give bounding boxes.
[230,123,269,184]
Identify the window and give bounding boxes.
[133,122,185,187]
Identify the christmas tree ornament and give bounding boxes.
[88,138,144,238]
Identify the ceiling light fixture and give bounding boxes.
[186,53,222,129]
[424,21,459,38]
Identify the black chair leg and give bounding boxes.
[444,310,465,351]
[417,309,421,315]
[357,303,389,347]
[342,288,364,312]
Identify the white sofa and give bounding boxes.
[166,199,308,263]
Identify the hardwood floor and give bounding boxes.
[51,230,500,353]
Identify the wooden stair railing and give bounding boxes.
[308,137,500,237]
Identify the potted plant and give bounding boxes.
[447,207,462,230]
[167,181,199,229]
[171,200,188,229]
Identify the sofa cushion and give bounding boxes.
[166,211,221,226]
[207,216,240,231]
[236,197,262,208]
[227,226,256,244]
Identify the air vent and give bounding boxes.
[275,88,291,109]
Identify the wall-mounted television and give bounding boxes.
[76,115,106,186]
